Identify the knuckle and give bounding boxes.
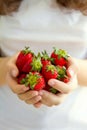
[64,87,71,94]
[10,87,17,94]
[18,95,24,100]
[20,87,24,93]
[55,102,60,106]
[48,103,53,107]
[25,100,31,104]
[34,97,40,102]
[55,99,61,105]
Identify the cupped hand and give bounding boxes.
[6,54,42,106]
[36,57,78,107]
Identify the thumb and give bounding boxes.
[7,57,19,78]
[11,65,19,77]
[67,57,78,78]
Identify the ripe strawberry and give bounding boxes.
[16,47,34,73]
[51,48,69,66]
[17,74,27,84]
[56,66,66,80]
[42,64,58,81]
[63,77,70,83]
[31,54,42,72]
[41,50,51,66]
[49,87,59,94]
[25,72,45,91]
[44,84,51,91]
[44,84,59,94]
[56,65,70,83]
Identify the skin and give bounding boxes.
[0,54,87,108]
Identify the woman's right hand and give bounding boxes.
[6,54,42,107]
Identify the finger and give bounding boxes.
[39,90,59,106]
[6,72,29,94]
[18,90,38,101]
[39,90,67,106]
[48,79,73,94]
[67,57,78,76]
[25,96,42,105]
[33,101,42,108]
[7,55,19,77]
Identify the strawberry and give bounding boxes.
[63,76,70,83]
[25,72,45,91]
[44,84,51,91]
[49,87,59,94]
[42,64,58,81]
[56,65,70,83]
[17,74,27,84]
[31,54,42,72]
[16,47,34,73]
[51,48,69,66]
[41,50,51,66]
[44,84,59,94]
[56,66,66,80]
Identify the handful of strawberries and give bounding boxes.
[16,47,70,94]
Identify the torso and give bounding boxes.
[0,0,87,129]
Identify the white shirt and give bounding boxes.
[0,0,87,130]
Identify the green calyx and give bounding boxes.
[50,87,58,94]
[42,50,50,60]
[53,47,69,60]
[26,72,41,89]
[31,56,42,72]
[42,50,53,62]
[56,66,66,79]
[46,65,57,74]
[20,78,26,84]
[22,47,33,55]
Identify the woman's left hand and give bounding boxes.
[34,57,78,108]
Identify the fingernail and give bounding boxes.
[69,69,74,77]
[23,87,29,91]
[12,70,17,77]
[48,80,55,86]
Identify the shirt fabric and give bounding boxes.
[0,0,87,130]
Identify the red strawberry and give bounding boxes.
[41,50,51,66]
[16,47,34,73]
[56,65,67,80]
[44,84,51,91]
[63,77,70,83]
[42,64,58,81]
[44,84,59,94]
[49,87,59,94]
[17,74,27,84]
[25,72,45,91]
[51,48,69,66]
[47,84,58,94]
[56,65,70,83]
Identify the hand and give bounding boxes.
[6,54,42,106]
[37,57,78,107]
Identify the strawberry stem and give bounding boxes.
[53,47,69,60]
[47,65,57,74]
[50,87,58,94]
[22,47,33,55]
[26,72,41,89]
[31,57,42,72]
